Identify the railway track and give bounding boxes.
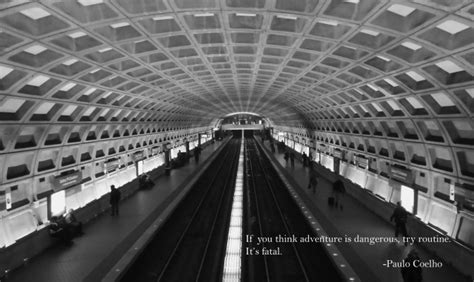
[122,139,241,282]
[243,138,343,282]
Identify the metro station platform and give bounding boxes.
[3,140,226,282]
[3,137,471,282]
[261,140,470,282]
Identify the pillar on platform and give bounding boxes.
[185,139,190,163]
[164,142,171,175]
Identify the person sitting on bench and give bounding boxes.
[49,215,73,245]
[139,173,155,189]
[64,209,84,236]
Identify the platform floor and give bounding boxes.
[5,141,225,282]
[262,141,469,282]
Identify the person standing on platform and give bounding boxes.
[289,151,295,168]
[307,171,319,194]
[332,178,346,210]
[110,185,121,216]
[284,151,289,163]
[401,249,423,282]
[302,152,308,167]
[194,145,202,163]
[390,201,409,244]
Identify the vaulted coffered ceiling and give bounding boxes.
[0,0,473,181]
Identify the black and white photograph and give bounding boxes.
[0,0,473,281]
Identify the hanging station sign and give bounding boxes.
[355,155,369,169]
[333,149,344,159]
[151,146,160,155]
[105,158,120,172]
[132,150,145,162]
[389,165,414,185]
[318,144,327,153]
[53,171,83,191]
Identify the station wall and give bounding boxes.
[0,126,212,251]
[273,126,473,276]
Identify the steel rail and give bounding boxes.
[245,139,271,282]
[195,139,241,282]
[249,138,310,282]
[155,140,241,282]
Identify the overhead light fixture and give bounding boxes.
[194,13,214,17]
[236,13,256,17]
[277,14,297,20]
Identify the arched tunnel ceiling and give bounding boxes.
[0,1,473,179]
